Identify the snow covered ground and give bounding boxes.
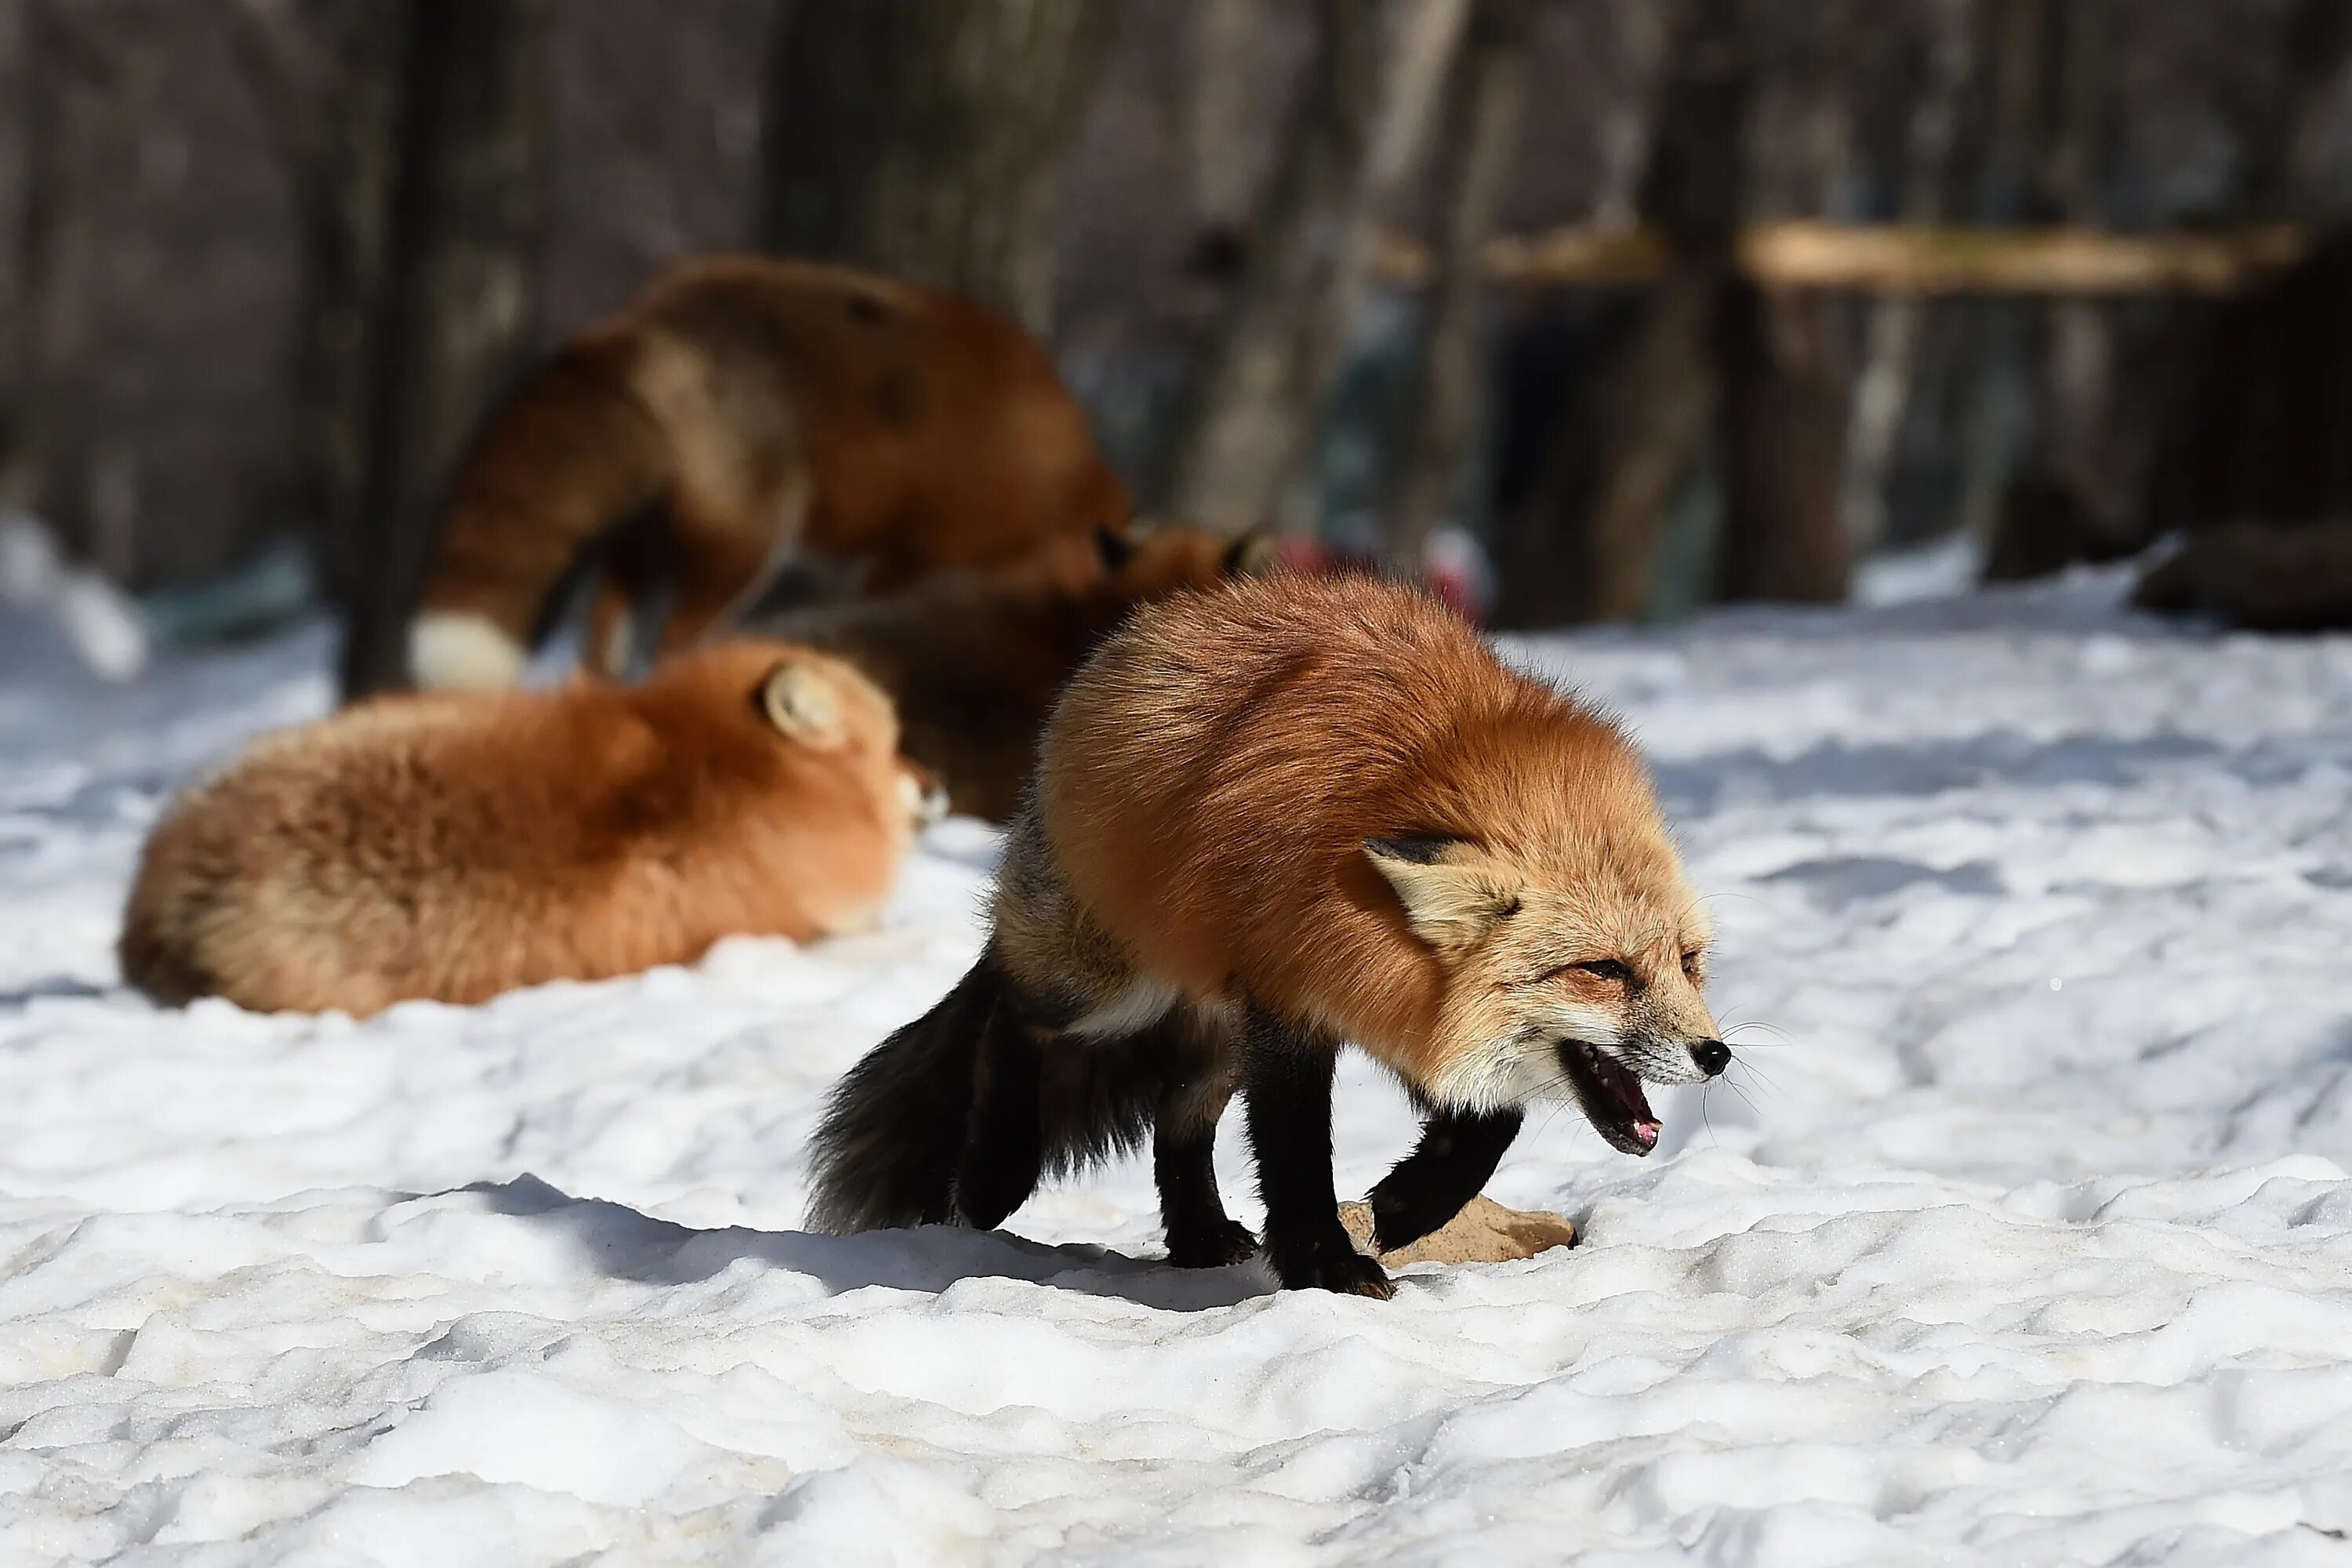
[5,573,2352,1566]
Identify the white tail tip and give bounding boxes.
[408,611,526,691]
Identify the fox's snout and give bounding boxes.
[1610,1028,1730,1088]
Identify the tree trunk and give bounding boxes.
[1838,0,1973,558]
[1163,0,1472,536]
[1947,0,2047,557]
[1581,1,1675,231]
[757,0,1111,335]
[2277,0,2352,215]
[5,2,147,572]
[2137,2,2352,541]
[1386,0,1537,570]
[225,0,406,616]
[1714,0,1855,606]
[1716,282,1849,601]
[1187,0,1260,237]
[1990,0,2128,574]
[339,0,549,698]
[2040,296,2114,520]
[1573,273,1725,619]
[1495,0,1751,627]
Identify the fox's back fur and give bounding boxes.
[409,256,1131,689]
[752,525,1271,821]
[122,642,927,1015]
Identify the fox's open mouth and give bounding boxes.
[1559,1041,1661,1156]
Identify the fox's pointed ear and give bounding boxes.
[1364,837,1519,951]
[1095,524,1138,572]
[761,662,846,748]
[1223,530,1278,577]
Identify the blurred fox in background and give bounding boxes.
[121,641,941,1016]
[750,522,1279,821]
[405,256,1131,692]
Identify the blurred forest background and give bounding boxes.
[5,0,2352,667]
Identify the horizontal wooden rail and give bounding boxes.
[1375,220,2314,295]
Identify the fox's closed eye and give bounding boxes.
[1681,949,1704,981]
[1520,956,1633,987]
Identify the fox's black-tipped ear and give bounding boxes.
[1224,530,1278,577]
[1365,835,1457,865]
[1364,838,1519,951]
[761,662,848,749]
[1095,524,1138,572]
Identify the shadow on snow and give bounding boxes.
[463,1172,1276,1313]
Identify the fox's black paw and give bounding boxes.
[1369,1186,1461,1257]
[1272,1237,1395,1299]
[1167,1218,1259,1269]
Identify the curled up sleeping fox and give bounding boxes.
[121,642,939,1016]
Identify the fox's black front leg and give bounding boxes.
[1241,1005,1393,1298]
[1368,1105,1523,1254]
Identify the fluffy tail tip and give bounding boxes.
[802,1094,930,1236]
[801,956,1008,1235]
[408,610,528,691]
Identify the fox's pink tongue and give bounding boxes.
[1588,1050,1661,1152]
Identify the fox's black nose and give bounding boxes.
[1690,1039,1731,1077]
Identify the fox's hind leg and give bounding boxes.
[1151,1016,1254,1269]
[1367,1105,1525,1254]
[956,799,1157,1232]
[1156,1123,1255,1269]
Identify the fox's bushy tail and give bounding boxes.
[807,949,1172,1234]
[805,954,1003,1233]
[406,326,670,690]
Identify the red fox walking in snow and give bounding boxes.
[121,642,940,1017]
[405,256,1131,691]
[807,574,1726,1296]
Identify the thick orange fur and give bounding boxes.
[120,642,928,1016]
[410,255,1131,685]
[1032,573,1718,1101]
[753,525,1274,821]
